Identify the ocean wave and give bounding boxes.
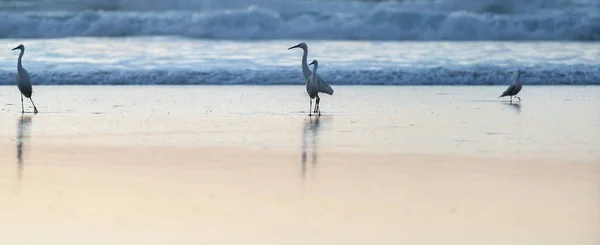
[1,67,598,85]
[3,0,598,13]
[0,1,599,40]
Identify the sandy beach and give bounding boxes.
[0,85,599,245]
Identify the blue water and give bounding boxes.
[0,0,599,85]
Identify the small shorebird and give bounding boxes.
[499,69,523,103]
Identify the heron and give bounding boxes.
[307,60,328,116]
[498,69,523,103]
[12,44,38,114]
[288,42,333,115]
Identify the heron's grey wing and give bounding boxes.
[316,74,334,95]
[512,84,522,95]
[17,68,33,98]
[500,84,516,97]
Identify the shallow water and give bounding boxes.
[0,85,598,160]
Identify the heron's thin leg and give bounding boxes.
[318,98,321,115]
[29,98,38,114]
[316,96,321,116]
[20,94,24,114]
[315,95,320,114]
[309,99,312,116]
[509,96,512,104]
[317,97,321,115]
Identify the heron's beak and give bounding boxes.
[309,61,315,65]
[288,44,300,50]
[12,47,19,51]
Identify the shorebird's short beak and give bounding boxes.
[288,44,300,50]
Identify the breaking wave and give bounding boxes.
[0,0,599,40]
[1,66,598,85]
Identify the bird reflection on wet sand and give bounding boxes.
[16,114,33,184]
[504,102,522,115]
[301,115,328,179]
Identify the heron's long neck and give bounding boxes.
[312,64,318,78]
[301,48,310,79]
[515,72,521,85]
[17,49,24,70]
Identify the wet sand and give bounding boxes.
[0,85,599,245]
